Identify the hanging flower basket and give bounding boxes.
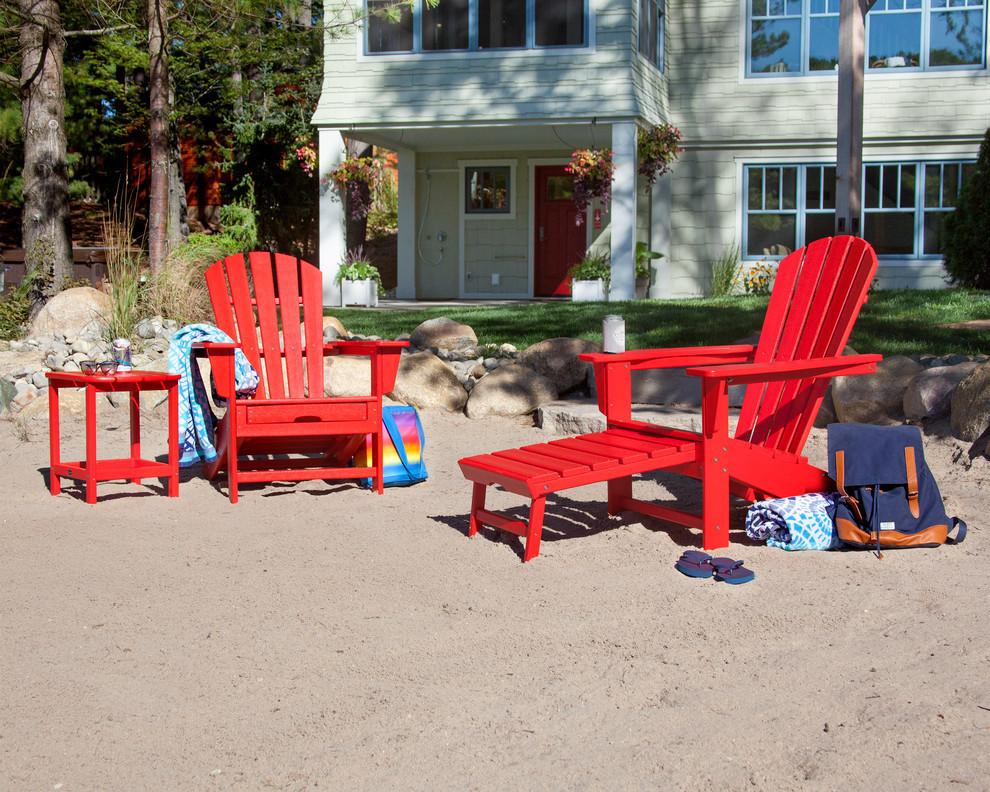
[328,156,385,220]
[565,148,614,225]
[637,123,683,191]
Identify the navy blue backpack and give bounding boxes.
[827,423,966,555]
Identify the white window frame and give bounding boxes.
[364,0,592,56]
[745,0,987,77]
[742,159,976,261]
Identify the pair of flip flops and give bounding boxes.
[675,551,755,585]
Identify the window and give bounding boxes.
[744,161,975,258]
[639,0,665,69]
[747,0,986,75]
[367,0,589,54]
[466,167,511,213]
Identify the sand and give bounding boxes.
[1,400,987,791]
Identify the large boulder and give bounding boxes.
[324,355,372,397]
[28,287,111,338]
[409,317,477,352]
[518,337,601,394]
[951,359,990,442]
[832,355,923,425]
[465,363,558,419]
[904,361,979,421]
[389,350,468,412]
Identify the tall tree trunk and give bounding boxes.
[166,74,188,247]
[147,0,170,275]
[19,0,72,308]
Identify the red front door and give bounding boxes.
[534,165,587,296]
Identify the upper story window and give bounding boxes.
[367,0,588,54]
[744,160,976,259]
[747,0,986,76]
[639,0,665,69]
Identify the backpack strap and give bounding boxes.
[947,517,967,544]
[904,445,920,518]
[834,449,865,523]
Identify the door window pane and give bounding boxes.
[546,175,574,200]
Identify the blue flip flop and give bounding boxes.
[675,551,715,578]
[712,558,755,585]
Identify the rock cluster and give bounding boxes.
[2,288,988,460]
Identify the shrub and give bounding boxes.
[709,242,742,297]
[568,249,611,285]
[942,127,990,289]
[0,271,35,340]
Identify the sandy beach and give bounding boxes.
[1,399,987,791]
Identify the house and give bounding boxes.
[311,0,990,304]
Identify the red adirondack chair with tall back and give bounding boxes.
[458,236,882,561]
[195,251,406,502]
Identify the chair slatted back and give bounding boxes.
[204,251,326,401]
[735,236,877,455]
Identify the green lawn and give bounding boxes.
[329,289,990,358]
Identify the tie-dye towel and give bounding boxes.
[167,324,259,467]
[745,492,843,551]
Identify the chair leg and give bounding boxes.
[607,475,632,516]
[523,496,547,562]
[701,452,730,550]
[468,483,486,536]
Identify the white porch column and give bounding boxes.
[651,175,672,298]
[396,149,417,299]
[610,121,637,301]
[318,129,347,307]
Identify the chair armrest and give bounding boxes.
[580,344,755,369]
[686,353,882,384]
[191,341,239,399]
[582,345,756,422]
[323,340,408,396]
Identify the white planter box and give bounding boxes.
[571,278,607,302]
[340,279,379,308]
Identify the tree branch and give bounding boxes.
[64,24,137,37]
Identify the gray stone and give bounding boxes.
[0,377,15,413]
[519,337,601,395]
[465,363,558,419]
[904,362,979,421]
[951,359,990,442]
[409,317,478,352]
[832,355,924,425]
[28,287,111,338]
[389,350,468,412]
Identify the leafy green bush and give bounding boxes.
[942,127,990,289]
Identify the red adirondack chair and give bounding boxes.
[458,236,882,560]
[196,251,406,502]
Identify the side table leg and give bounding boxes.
[85,384,98,504]
[167,382,179,497]
[129,385,142,484]
[49,384,61,496]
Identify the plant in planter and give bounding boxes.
[328,156,385,220]
[335,247,383,307]
[637,123,683,191]
[565,148,615,225]
[567,249,610,301]
[635,242,664,299]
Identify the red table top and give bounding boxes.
[45,370,181,387]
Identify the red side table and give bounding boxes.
[46,369,181,503]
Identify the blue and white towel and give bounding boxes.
[745,492,843,551]
[167,324,259,468]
